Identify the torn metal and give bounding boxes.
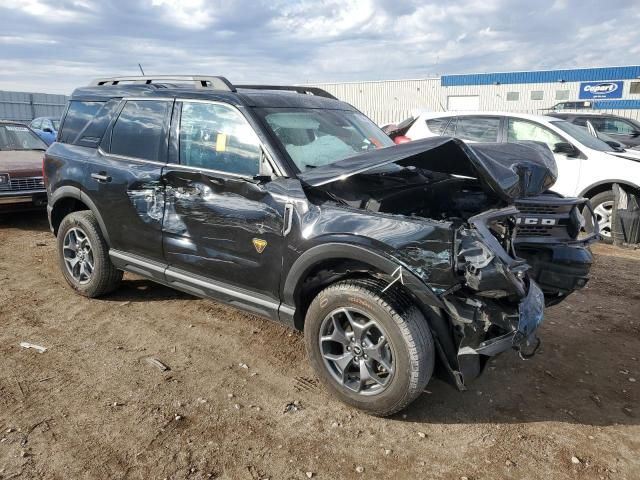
[299,136,595,388]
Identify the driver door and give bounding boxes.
[505,117,581,196]
[161,100,288,318]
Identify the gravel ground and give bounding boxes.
[0,212,638,480]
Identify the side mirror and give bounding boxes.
[553,142,578,156]
[631,130,640,138]
[43,127,53,133]
[604,140,624,151]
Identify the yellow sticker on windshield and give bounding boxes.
[216,133,227,152]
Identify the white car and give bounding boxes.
[398,111,640,241]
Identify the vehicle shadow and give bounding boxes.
[99,278,196,303]
[0,210,50,232]
[398,334,638,427]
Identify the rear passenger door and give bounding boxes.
[84,98,173,265]
[161,100,287,316]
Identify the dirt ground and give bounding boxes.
[0,212,638,480]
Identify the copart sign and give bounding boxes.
[579,81,623,99]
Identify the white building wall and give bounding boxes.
[306,78,640,125]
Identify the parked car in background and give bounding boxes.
[548,112,640,149]
[0,121,48,213]
[44,75,595,416]
[30,116,60,145]
[543,101,593,111]
[393,111,640,242]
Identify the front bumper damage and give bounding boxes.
[438,207,547,388]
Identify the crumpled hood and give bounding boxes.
[299,137,558,202]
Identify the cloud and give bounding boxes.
[0,0,638,94]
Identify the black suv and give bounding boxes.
[45,76,596,416]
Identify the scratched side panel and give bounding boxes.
[161,169,286,301]
[273,178,458,293]
[73,149,167,260]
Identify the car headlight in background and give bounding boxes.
[0,174,10,189]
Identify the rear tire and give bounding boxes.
[304,279,434,416]
[57,211,122,297]
[586,190,614,244]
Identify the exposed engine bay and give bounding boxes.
[299,136,597,387]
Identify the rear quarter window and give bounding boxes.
[59,101,104,144]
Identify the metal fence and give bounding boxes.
[0,90,69,123]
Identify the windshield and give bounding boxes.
[52,119,60,130]
[0,125,48,151]
[550,120,614,152]
[256,108,394,172]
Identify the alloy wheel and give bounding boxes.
[319,307,394,396]
[594,200,614,238]
[63,227,95,285]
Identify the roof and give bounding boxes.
[441,65,640,86]
[416,111,563,123]
[70,84,354,110]
[547,112,618,118]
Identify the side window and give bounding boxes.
[179,102,261,176]
[601,119,636,135]
[443,117,457,136]
[425,117,450,135]
[110,100,170,161]
[507,118,563,150]
[43,119,52,130]
[59,101,104,144]
[455,116,501,142]
[31,119,42,129]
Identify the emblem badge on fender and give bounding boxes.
[252,238,267,253]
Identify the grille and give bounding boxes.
[516,205,561,215]
[0,176,45,192]
[517,225,553,237]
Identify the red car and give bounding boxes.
[0,121,48,213]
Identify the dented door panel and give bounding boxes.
[161,169,286,301]
[83,149,166,259]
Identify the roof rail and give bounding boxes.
[89,75,236,92]
[235,85,337,100]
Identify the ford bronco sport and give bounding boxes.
[45,76,597,416]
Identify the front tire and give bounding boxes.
[304,279,434,416]
[586,190,614,244]
[57,210,122,297]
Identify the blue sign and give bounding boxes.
[579,81,623,99]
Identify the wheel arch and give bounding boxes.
[578,179,640,199]
[282,243,444,331]
[49,186,111,245]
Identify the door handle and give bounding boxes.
[91,172,112,183]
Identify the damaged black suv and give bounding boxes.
[45,76,597,416]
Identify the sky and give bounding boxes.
[0,0,639,95]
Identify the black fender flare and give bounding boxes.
[49,186,112,246]
[578,179,640,198]
[282,242,460,382]
[282,242,444,311]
